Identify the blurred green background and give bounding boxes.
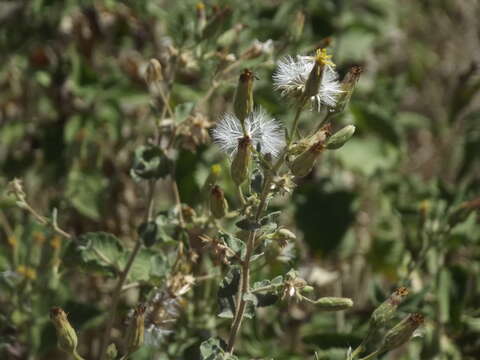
[1,0,479,359]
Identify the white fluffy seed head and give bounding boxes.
[273,54,343,111]
[211,107,285,158]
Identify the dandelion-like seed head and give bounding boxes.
[273,49,343,111]
[211,107,285,158]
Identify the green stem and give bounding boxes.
[73,350,86,360]
[358,350,379,360]
[227,103,305,353]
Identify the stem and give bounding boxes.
[350,344,365,359]
[227,103,305,353]
[358,350,379,360]
[73,350,86,360]
[236,185,246,206]
[98,180,156,360]
[227,230,255,352]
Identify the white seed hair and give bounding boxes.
[211,107,285,158]
[273,55,343,111]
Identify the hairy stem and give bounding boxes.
[227,104,304,353]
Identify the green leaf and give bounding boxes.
[66,170,108,220]
[174,102,195,123]
[65,232,124,276]
[130,145,172,181]
[200,337,237,360]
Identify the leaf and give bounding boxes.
[218,266,240,298]
[65,232,124,276]
[219,232,245,260]
[200,337,237,360]
[256,293,279,307]
[235,218,260,231]
[66,170,108,220]
[130,145,172,181]
[174,102,195,123]
[138,221,158,247]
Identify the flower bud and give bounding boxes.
[145,58,163,87]
[270,228,296,248]
[315,297,354,311]
[379,313,424,353]
[195,2,207,37]
[231,136,252,185]
[50,307,79,356]
[289,141,324,177]
[303,49,334,101]
[333,66,362,113]
[233,69,254,126]
[125,305,146,355]
[209,185,229,219]
[370,287,409,330]
[326,125,355,150]
[201,164,222,195]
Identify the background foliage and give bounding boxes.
[1,0,479,359]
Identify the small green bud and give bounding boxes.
[315,297,354,311]
[125,305,146,355]
[233,69,255,126]
[209,185,229,219]
[289,141,324,177]
[379,313,424,353]
[326,125,355,150]
[361,287,410,349]
[302,285,314,293]
[333,66,362,114]
[231,136,252,185]
[50,307,80,357]
[370,287,409,329]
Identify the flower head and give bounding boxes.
[211,107,285,158]
[273,49,343,111]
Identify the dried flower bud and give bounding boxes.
[233,69,254,126]
[315,297,354,311]
[379,313,424,353]
[326,125,355,150]
[303,49,334,101]
[231,136,252,185]
[126,305,146,355]
[289,141,324,177]
[50,307,79,356]
[333,66,362,113]
[209,185,229,219]
[145,58,163,86]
